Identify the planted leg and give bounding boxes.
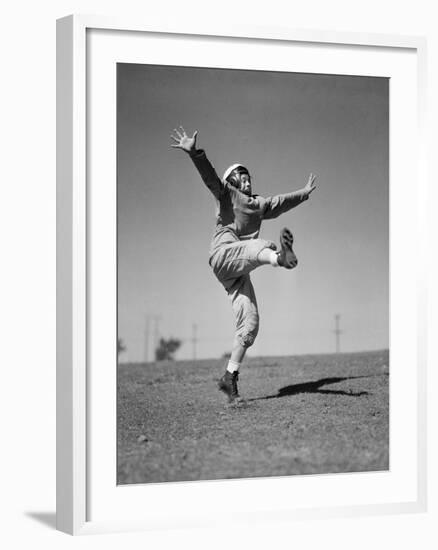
[218,275,259,402]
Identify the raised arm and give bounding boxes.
[170,126,224,200]
[263,173,317,219]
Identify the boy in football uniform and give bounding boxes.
[171,127,316,402]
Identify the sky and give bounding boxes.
[117,63,389,362]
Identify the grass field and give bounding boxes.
[117,350,389,484]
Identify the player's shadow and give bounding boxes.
[248,376,370,402]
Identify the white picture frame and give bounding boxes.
[56,14,427,535]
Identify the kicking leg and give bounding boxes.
[212,229,297,286]
[211,238,277,283]
[257,228,298,269]
[257,247,280,267]
[277,227,298,269]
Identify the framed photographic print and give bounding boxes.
[57,15,427,535]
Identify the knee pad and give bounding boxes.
[238,310,259,348]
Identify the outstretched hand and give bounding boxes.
[303,173,317,196]
[170,126,198,154]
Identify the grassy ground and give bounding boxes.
[117,350,389,484]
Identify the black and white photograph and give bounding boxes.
[3,0,435,543]
[116,63,389,485]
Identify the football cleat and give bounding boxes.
[218,371,240,402]
[277,227,298,269]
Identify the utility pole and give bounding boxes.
[333,314,342,353]
[144,314,161,362]
[152,315,161,361]
[144,315,150,363]
[191,323,198,360]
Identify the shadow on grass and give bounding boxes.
[248,376,371,402]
